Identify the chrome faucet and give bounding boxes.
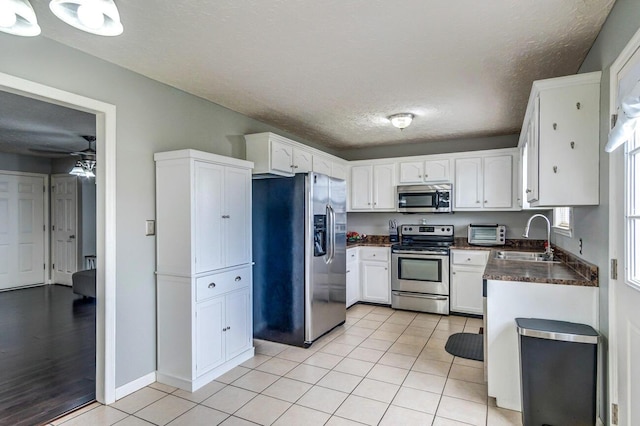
[523,214,554,260]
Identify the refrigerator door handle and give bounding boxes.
[326,204,335,264]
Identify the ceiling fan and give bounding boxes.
[28,135,96,158]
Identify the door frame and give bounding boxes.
[608,25,640,426]
[0,170,50,286]
[0,72,117,404]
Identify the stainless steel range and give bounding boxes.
[391,224,454,315]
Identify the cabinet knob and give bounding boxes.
[553,123,557,130]
[293,165,298,169]
[384,268,388,270]
[367,202,371,205]
[425,174,428,178]
[418,175,422,178]
[476,200,480,204]
[235,276,242,282]
[467,258,471,261]
[452,271,456,275]
[570,141,575,149]
[526,189,532,193]
[553,166,558,173]
[222,215,230,219]
[346,270,351,273]
[208,283,216,288]
[576,102,581,110]
[223,327,227,331]
[373,254,376,256]
[484,200,488,203]
[228,326,231,330]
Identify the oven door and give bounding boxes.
[391,252,449,295]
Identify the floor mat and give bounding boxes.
[445,332,484,361]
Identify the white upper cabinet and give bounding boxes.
[454,151,518,211]
[519,72,601,206]
[399,159,450,183]
[313,155,333,176]
[349,163,396,211]
[245,132,348,180]
[293,148,313,173]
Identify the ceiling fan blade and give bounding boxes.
[28,147,74,155]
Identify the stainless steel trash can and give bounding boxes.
[515,318,598,426]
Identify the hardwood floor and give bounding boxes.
[0,285,96,426]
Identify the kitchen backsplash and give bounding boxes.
[347,210,552,241]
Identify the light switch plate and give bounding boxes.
[145,220,156,236]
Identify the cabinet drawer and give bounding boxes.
[451,250,489,266]
[347,248,359,262]
[359,247,389,261]
[196,266,251,302]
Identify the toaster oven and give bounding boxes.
[467,224,506,246]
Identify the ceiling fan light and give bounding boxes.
[49,0,123,36]
[70,161,86,176]
[0,0,41,36]
[388,113,414,130]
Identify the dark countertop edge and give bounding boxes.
[347,242,395,248]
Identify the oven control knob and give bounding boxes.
[441,228,445,232]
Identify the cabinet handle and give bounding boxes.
[553,123,557,130]
[553,166,558,173]
[570,141,575,149]
[222,215,230,219]
[346,270,351,273]
[228,326,231,330]
[235,276,242,282]
[208,283,216,288]
[526,189,532,193]
[576,102,581,110]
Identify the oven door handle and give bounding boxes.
[392,250,449,256]
[392,291,448,301]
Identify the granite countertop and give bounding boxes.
[346,235,395,248]
[482,246,598,287]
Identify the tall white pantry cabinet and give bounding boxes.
[154,149,255,392]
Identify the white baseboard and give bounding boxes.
[114,371,157,401]
[596,417,604,426]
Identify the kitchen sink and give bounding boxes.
[494,250,560,263]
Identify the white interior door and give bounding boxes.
[0,172,45,290]
[52,175,78,286]
[609,35,640,426]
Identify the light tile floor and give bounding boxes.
[50,305,523,426]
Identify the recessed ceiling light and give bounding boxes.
[388,113,414,130]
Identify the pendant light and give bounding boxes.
[0,0,41,36]
[49,0,123,36]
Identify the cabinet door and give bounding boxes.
[346,261,360,307]
[270,140,294,175]
[194,162,225,273]
[361,261,389,303]
[399,161,424,183]
[450,265,484,315]
[313,156,333,176]
[372,163,396,210]
[225,288,252,360]
[196,297,225,375]
[526,97,540,203]
[293,149,312,173]
[454,157,482,209]
[350,166,373,210]
[483,155,513,209]
[332,162,348,180]
[224,167,251,267]
[424,159,450,182]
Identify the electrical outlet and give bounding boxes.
[145,220,156,236]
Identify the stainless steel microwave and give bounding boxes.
[397,183,452,213]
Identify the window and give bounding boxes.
[553,207,573,237]
[627,127,640,288]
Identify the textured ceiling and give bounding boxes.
[2,0,615,152]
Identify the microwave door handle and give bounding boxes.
[434,191,440,210]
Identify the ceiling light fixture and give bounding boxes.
[388,113,414,130]
[49,0,123,36]
[0,0,41,36]
[70,158,96,178]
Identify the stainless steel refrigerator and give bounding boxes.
[252,172,346,347]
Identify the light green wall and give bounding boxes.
[0,35,326,388]
[338,134,518,161]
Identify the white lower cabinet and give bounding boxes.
[346,248,360,307]
[157,266,254,392]
[359,247,390,304]
[450,250,490,315]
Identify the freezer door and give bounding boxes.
[305,173,346,342]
